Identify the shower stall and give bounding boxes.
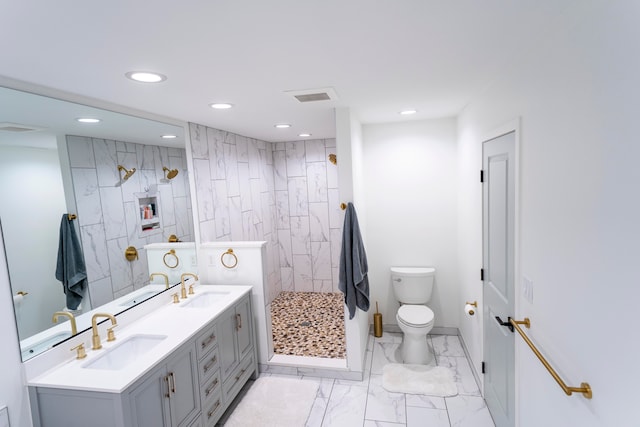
[189,124,348,370]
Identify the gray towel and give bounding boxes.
[55,214,87,310]
[338,203,370,319]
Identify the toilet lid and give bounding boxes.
[398,305,434,327]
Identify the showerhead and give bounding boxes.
[163,166,179,180]
[117,165,136,181]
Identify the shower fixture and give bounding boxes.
[163,166,179,180]
[117,165,136,181]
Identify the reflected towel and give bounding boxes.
[55,214,87,310]
[338,202,370,319]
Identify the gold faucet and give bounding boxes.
[52,311,78,335]
[150,272,170,289]
[91,313,117,350]
[180,273,199,299]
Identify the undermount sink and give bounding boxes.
[119,290,159,307]
[82,334,167,371]
[21,331,72,360]
[179,291,229,308]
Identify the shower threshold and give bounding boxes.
[268,354,347,370]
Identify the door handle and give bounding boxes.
[495,316,514,333]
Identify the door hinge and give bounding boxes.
[480,268,484,281]
[481,361,485,374]
[480,169,484,183]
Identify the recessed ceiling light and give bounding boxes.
[210,103,234,110]
[76,117,101,123]
[400,109,417,115]
[274,123,291,129]
[298,133,312,137]
[161,134,177,139]
[125,71,167,83]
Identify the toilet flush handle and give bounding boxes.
[393,278,402,282]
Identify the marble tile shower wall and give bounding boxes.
[188,123,341,302]
[67,136,193,307]
[273,139,342,293]
[189,123,282,303]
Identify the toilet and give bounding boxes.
[391,267,436,364]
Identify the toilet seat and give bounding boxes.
[397,305,434,328]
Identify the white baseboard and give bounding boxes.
[374,324,458,336]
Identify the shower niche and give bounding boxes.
[135,193,162,237]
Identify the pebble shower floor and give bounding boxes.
[270,291,346,359]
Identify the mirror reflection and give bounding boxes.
[0,86,196,360]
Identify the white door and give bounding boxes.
[483,131,516,427]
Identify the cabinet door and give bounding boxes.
[217,306,239,381]
[167,344,200,427]
[129,365,171,427]
[236,297,253,361]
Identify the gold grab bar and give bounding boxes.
[509,317,592,399]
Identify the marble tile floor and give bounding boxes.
[220,332,495,427]
[271,291,346,359]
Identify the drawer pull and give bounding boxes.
[201,333,216,349]
[236,313,242,330]
[205,378,219,396]
[207,400,221,418]
[164,375,171,398]
[169,372,176,393]
[234,368,246,382]
[203,355,218,372]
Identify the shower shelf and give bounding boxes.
[135,194,162,236]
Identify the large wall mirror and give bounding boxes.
[0,85,196,361]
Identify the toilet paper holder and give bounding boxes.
[465,301,478,316]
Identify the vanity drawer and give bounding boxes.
[200,369,221,404]
[202,389,224,427]
[196,323,218,360]
[198,346,219,382]
[222,354,254,403]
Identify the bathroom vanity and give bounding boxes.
[27,285,256,427]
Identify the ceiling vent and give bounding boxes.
[0,122,42,132]
[285,87,338,103]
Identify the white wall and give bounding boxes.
[0,145,67,339]
[0,225,33,426]
[362,118,458,328]
[457,2,639,425]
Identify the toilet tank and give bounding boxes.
[391,267,435,304]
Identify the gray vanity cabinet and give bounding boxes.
[217,295,254,408]
[28,341,199,427]
[29,291,256,427]
[217,295,252,382]
[128,343,199,427]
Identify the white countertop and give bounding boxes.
[28,284,251,393]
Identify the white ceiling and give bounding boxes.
[0,1,575,143]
